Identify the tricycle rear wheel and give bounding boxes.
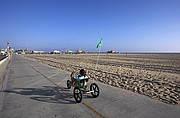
[67,80,71,89]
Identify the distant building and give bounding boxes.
[1,47,14,56]
[33,51,44,54]
[0,49,7,55]
[15,50,24,54]
[24,49,33,54]
[53,50,61,54]
[14,49,32,54]
[107,50,119,54]
[67,50,73,54]
[62,50,73,54]
[74,49,87,54]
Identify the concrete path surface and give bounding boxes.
[0,55,179,118]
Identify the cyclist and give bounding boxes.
[70,69,88,88]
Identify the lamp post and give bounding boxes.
[7,41,10,59]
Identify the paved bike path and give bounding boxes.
[0,55,179,118]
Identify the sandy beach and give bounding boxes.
[24,53,180,106]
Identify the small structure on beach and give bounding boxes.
[107,50,119,54]
[53,50,61,54]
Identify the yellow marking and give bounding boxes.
[82,102,105,118]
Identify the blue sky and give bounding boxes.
[0,0,180,52]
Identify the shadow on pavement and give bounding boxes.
[3,86,77,104]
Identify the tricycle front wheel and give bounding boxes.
[73,87,82,103]
[90,83,99,98]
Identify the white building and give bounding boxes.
[33,51,44,54]
[0,49,7,55]
[53,50,61,54]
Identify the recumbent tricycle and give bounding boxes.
[67,71,100,103]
